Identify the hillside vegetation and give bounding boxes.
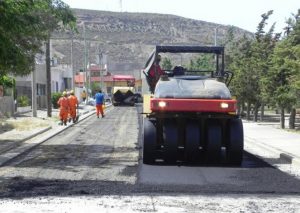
[51,9,251,76]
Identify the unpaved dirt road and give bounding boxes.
[0,105,300,212]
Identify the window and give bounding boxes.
[63,78,72,90]
[36,83,46,95]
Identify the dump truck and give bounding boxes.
[111,75,136,106]
[142,45,244,165]
[112,86,135,106]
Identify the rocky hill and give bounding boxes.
[51,9,251,77]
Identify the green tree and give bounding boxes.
[0,0,76,117]
[188,54,214,71]
[228,34,254,119]
[229,11,279,121]
[0,75,15,97]
[264,9,300,128]
[161,57,172,70]
[91,82,101,96]
[51,92,62,109]
[38,0,76,117]
[223,26,237,70]
[0,0,76,76]
[250,10,282,122]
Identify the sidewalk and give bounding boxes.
[243,120,300,167]
[0,103,96,166]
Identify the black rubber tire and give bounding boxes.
[227,118,244,166]
[205,121,222,163]
[163,120,178,164]
[143,118,157,164]
[185,120,200,163]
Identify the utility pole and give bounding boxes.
[83,22,88,101]
[46,37,52,117]
[100,53,104,91]
[214,27,218,46]
[97,45,103,91]
[31,63,37,117]
[88,41,91,95]
[71,32,74,89]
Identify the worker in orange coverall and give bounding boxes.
[57,91,70,126]
[68,90,79,123]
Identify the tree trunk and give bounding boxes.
[260,103,264,122]
[237,101,241,115]
[46,37,52,117]
[289,108,296,129]
[253,102,259,122]
[280,108,285,129]
[246,102,251,120]
[241,101,245,115]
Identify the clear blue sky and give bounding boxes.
[63,0,299,33]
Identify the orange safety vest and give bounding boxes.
[57,97,69,109]
[68,95,78,107]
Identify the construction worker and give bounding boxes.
[95,89,105,118]
[148,54,165,93]
[81,90,87,103]
[57,91,70,125]
[68,90,79,123]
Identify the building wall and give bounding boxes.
[0,96,14,117]
[15,63,72,109]
[51,64,72,92]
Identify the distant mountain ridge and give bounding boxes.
[51,9,251,77]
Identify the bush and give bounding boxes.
[52,92,62,109]
[17,95,29,107]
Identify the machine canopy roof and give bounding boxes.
[113,75,135,81]
[143,45,224,73]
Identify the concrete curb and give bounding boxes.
[245,136,300,168]
[19,126,52,143]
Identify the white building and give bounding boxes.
[15,56,73,109]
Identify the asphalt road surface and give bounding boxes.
[0,105,299,212]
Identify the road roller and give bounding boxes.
[142,45,243,165]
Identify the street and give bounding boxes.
[1,1,300,212]
[0,106,300,212]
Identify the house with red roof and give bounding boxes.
[74,64,142,95]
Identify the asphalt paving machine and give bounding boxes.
[142,45,244,165]
[111,75,136,106]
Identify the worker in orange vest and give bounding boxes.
[81,90,87,103]
[68,90,79,123]
[57,91,70,126]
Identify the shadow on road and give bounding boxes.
[0,146,299,198]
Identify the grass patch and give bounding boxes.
[6,118,50,131]
[284,128,300,134]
